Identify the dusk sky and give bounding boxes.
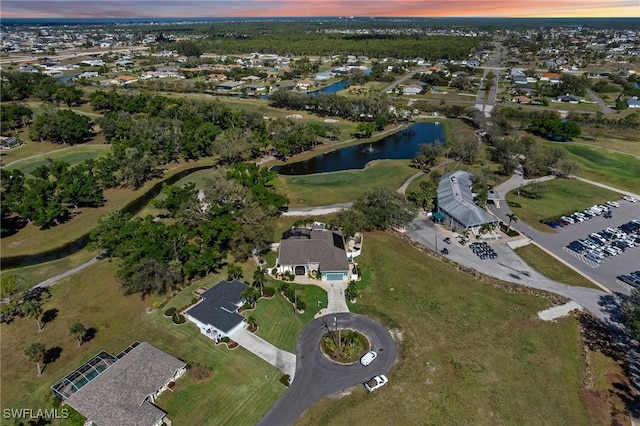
[2,1,639,19]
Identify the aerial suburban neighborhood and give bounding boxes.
[0,8,639,426]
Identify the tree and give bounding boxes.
[622,288,640,340]
[227,263,243,281]
[253,267,267,295]
[506,213,518,232]
[240,287,260,307]
[247,315,258,331]
[118,258,181,297]
[173,40,203,57]
[69,322,87,347]
[353,187,417,230]
[21,299,44,331]
[0,275,28,320]
[24,342,46,376]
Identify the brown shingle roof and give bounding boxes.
[65,342,186,426]
[278,230,348,272]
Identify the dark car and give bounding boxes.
[443,237,451,244]
[440,248,449,255]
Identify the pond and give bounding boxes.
[272,122,445,175]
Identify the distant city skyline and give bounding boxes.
[2,0,639,19]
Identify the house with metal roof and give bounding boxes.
[436,170,498,233]
[277,226,350,282]
[184,279,248,340]
[57,341,186,426]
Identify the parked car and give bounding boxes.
[364,375,389,392]
[622,196,637,203]
[443,237,451,244]
[606,201,620,208]
[360,351,378,366]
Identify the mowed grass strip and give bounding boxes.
[557,143,640,193]
[0,260,285,426]
[5,145,111,177]
[505,178,619,232]
[296,231,592,425]
[245,280,328,352]
[515,244,601,290]
[276,160,415,207]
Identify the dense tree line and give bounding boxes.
[0,103,33,133]
[91,166,284,297]
[269,90,395,123]
[527,117,581,141]
[1,161,104,231]
[30,109,93,145]
[1,71,84,105]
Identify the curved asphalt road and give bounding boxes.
[257,312,397,426]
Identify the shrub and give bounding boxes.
[263,286,276,297]
[172,312,186,324]
[271,267,278,276]
[296,300,306,311]
[191,297,198,305]
[283,288,296,302]
[279,374,291,387]
[345,281,358,300]
[279,282,289,292]
[221,336,230,343]
[164,307,177,317]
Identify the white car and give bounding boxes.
[606,201,620,208]
[623,196,638,203]
[364,375,388,392]
[360,351,378,366]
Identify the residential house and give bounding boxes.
[557,94,581,104]
[315,71,331,81]
[115,75,137,85]
[184,280,248,340]
[627,99,640,108]
[296,79,316,90]
[539,72,561,83]
[207,73,226,82]
[1,136,22,150]
[78,71,99,79]
[513,95,533,104]
[54,342,186,426]
[277,225,350,282]
[403,84,424,95]
[217,81,244,91]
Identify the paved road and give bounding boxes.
[585,88,613,114]
[380,67,426,94]
[281,202,352,217]
[36,256,99,288]
[257,313,396,426]
[230,328,297,378]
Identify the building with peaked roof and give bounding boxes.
[184,279,248,340]
[436,170,498,233]
[277,226,350,282]
[58,342,186,426]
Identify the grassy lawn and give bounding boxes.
[5,145,111,177]
[554,143,640,193]
[244,280,328,352]
[0,260,286,426]
[515,244,600,290]
[575,127,640,157]
[505,178,620,232]
[276,160,415,207]
[296,232,599,425]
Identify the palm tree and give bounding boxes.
[24,342,46,376]
[227,263,243,281]
[21,299,43,331]
[247,316,257,332]
[253,267,266,295]
[506,213,518,232]
[69,322,87,347]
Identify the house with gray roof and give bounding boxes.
[436,170,498,233]
[184,279,248,340]
[277,226,350,282]
[61,342,186,426]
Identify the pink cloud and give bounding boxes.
[1,0,638,18]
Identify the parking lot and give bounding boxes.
[524,198,640,294]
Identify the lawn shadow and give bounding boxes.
[42,346,63,374]
[17,418,52,426]
[83,327,97,344]
[41,308,58,328]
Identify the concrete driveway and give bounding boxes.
[230,328,297,379]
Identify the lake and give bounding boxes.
[272,122,445,175]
